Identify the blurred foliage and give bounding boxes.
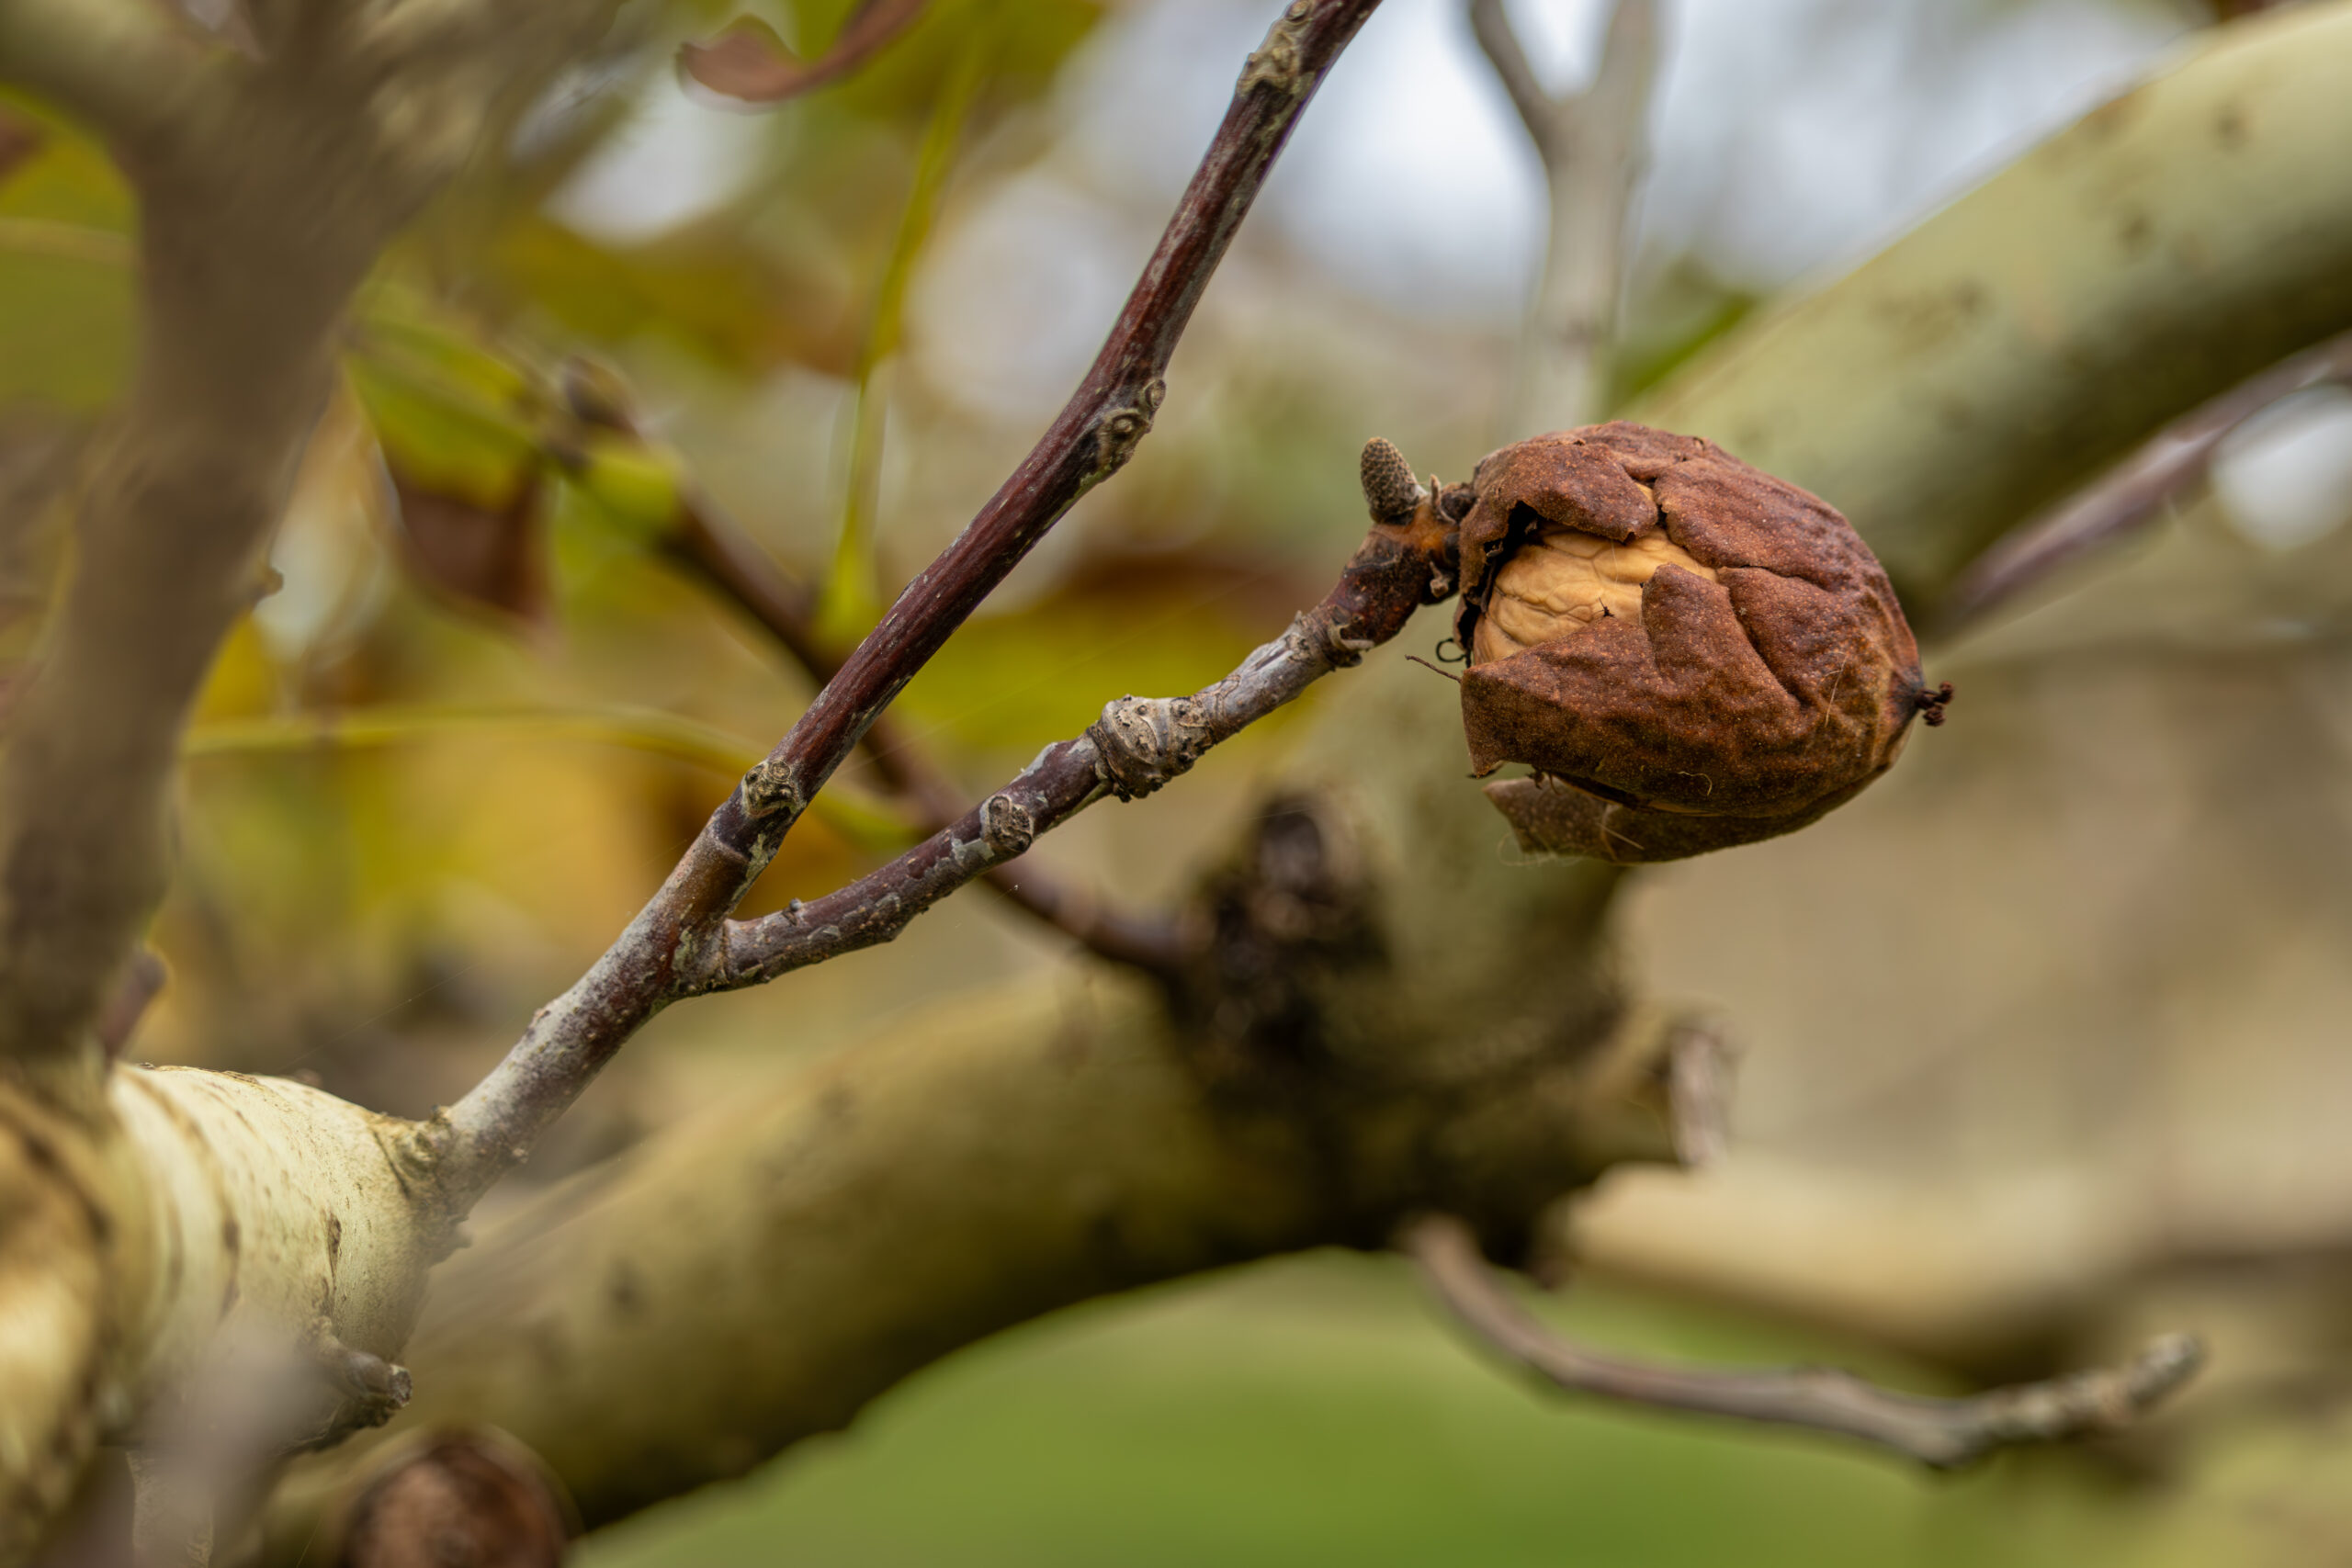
[0,0,1291,1111]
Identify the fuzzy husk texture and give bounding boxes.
[1455,423,1928,863]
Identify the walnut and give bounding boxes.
[1453,423,1945,863]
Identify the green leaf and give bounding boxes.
[183,701,920,854]
[345,296,547,510]
[0,107,133,412]
[568,435,691,547]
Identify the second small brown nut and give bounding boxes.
[1453,422,1941,863]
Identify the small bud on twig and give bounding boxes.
[1360,436,1425,525]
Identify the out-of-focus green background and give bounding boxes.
[16,0,2352,1562]
[572,1252,2165,1568]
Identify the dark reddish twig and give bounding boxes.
[1938,326,2352,636]
[705,501,1455,990]
[418,0,1386,1211]
[666,493,1194,975]
[1403,1213,2201,1469]
[559,369,1191,976]
[683,0,930,105]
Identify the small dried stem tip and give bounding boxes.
[1665,1022,1733,1170]
[1361,436,1426,525]
[1402,1213,2201,1470]
[1916,682,1955,728]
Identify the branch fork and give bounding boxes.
[416,0,1391,1213]
[706,493,1456,995]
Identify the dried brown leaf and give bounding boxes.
[681,0,932,105]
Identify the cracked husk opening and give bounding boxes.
[1469,525,1717,665]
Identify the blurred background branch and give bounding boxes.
[1469,0,1657,432]
[1938,324,2352,634]
[1403,1213,2201,1469]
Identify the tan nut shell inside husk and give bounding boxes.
[1470,528,1718,665]
[1453,422,1928,864]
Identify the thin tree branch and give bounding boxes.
[664,482,1194,975]
[1937,324,2352,636]
[668,479,1194,973]
[706,496,1455,991]
[1469,0,1659,433]
[558,368,1191,976]
[1465,0,1553,150]
[417,0,1387,1213]
[1403,1213,2202,1470]
[681,0,931,105]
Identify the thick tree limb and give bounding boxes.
[1937,324,2352,634]
[1470,0,1658,432]
[419,0,1388,1213]
[267,976,1692,1543]
[1403,1213,2202,1470]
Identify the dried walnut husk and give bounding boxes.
[1453,423,1940,864]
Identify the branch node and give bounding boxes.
[1240,1,1316,96]
[1089,695,1207,802]
[1089,379,1168,484]
[980,793,1036,857]
[1321,615,1377,668]
[303,1332,413,1451]
[739,757,807,821]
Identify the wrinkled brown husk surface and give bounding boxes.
[1454,423,1928,863]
